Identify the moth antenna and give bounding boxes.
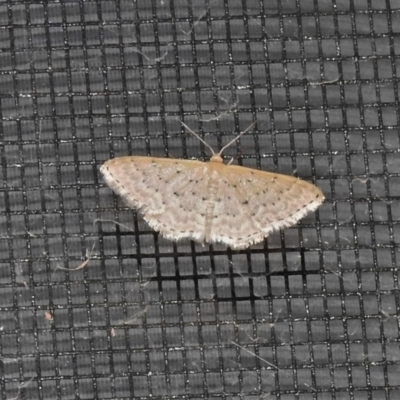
[180,122,215,155]
[217,120,257,156]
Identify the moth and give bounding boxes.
[100,124,324,249]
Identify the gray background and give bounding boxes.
[0,0,399,399]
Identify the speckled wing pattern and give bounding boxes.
[208,164,324,249]
[100,156,324,249]
[100,156,212,243]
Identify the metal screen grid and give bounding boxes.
[0,0,399,399]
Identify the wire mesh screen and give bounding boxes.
[0,0,399,399]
